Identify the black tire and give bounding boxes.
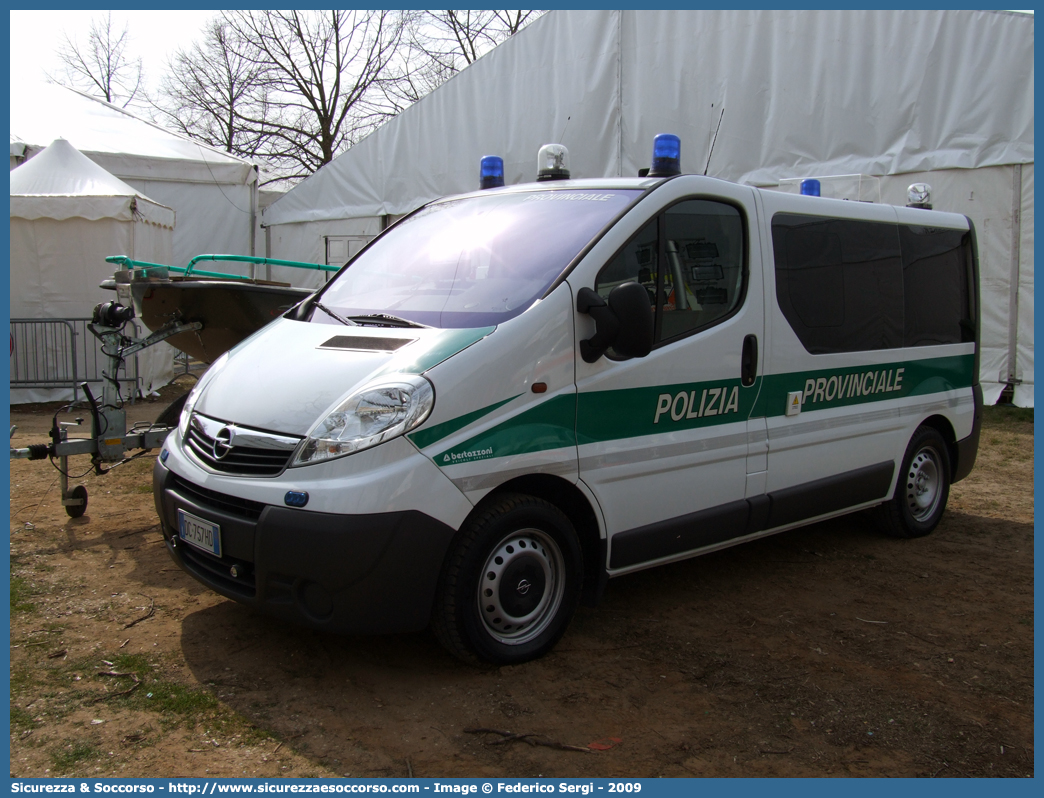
[877,426,951,539]
[432,493,583,665]
[155,393,189,429]
[65,485,88,519]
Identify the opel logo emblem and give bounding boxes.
[516,579,532,596]
[212,427,234,460]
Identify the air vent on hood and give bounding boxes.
[318,335,416,352]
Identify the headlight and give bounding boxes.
[293,373,435,466]
[178,352,229,438]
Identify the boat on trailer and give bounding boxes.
[103,255,337,363]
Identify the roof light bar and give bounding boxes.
[480,155,505,190]
[907,183,933,209]
[536,144,570,181]
[800,179,821,197]
[648,134,681,177]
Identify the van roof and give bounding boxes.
[436,175,972,231]
[447,176,664,199]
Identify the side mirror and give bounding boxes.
[577,282,653,363]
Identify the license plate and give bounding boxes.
[178,509,222,557]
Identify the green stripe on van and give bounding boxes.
[377,326,495,377]
[433,394,576,467]
[409,394,520,450]
[753,353,975,417]
[427,353,975,464]
[577,377,758,445]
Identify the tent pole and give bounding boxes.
[1006,164,1023,387]
[616,10,624,177]
[250,165,259,277]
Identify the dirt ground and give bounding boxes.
[9,382,1034,778]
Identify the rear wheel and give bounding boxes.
[433,493,583,665]
[878,426,951,538]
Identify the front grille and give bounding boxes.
[171,474,266,521]
[186,419,299,476]
[176,540,256,597]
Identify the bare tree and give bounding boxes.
[424,10,502,67]
[492,10,542,35]
[155,19,269,156]
[218,10,407,181]
[415,10,543,68]
[54,12,144,107]
[385,11,543,112]
[150,10,541,182]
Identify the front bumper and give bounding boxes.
[154,462,457,634]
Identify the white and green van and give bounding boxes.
[154,144,981,664]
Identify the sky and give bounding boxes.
[9,10,219,98]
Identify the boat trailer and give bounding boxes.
[9,302,201,518]
[11,253,331,518]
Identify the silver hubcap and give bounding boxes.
[906,445,942,522]
[476,528,565,646]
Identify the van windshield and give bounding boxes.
[313,188,642,328]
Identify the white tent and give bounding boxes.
[11,81,259,272]
[262,9,1034,406]
[10,139,177,403]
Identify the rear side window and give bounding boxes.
[773,214,903,353]
[773,213,975,354]
[900,225,975,345]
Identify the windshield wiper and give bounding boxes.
[313,300,357,326]
[346,313,428,329]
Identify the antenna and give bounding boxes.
[703,106,725,176]
[557,116,571,143]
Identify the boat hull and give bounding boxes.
[133,279,313,363]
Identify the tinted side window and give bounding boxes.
[900,225,974,345]
[659,200,745,341]
[595,219,658,302]
[595,200,745,350]
[773,214,903,353]
[593,219,657,359]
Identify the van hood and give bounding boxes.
[194,318,494,436]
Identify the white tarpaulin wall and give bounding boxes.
[10,139,177,403]
[263,9,1034,405]
[11,81,258,271]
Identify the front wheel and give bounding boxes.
[877,425,951,538]
[433,493,583,665]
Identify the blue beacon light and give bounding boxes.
[648,134,681,177]
[480,155,505,189]
[800,179,821,197]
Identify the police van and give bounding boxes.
[154,136,982,664]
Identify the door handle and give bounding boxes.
[741,334,758,387]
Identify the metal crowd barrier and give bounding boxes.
[10,318,140,405]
